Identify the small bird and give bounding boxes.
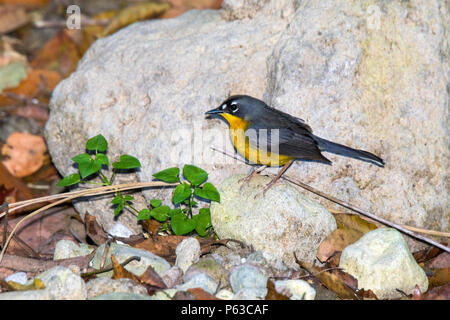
[205,95,385,193]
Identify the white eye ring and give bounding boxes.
[230,103,239,113]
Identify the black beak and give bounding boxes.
[205,107,223,115]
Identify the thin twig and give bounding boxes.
[328,209,450,238]
[0,181,177,264]
[211,147,450,253]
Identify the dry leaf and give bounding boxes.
[332,213,379,232]
[424,252,450,269]
[0,0,49,8]
[102,2,171,36]
[413,246,443,264]
[2,132,47,177]
[0,5,29,34]
[428,268,450,288]
[317,213,378,264]
[85,212,109,245]
[419,283,450,300]
[138,265,167,291]
[297,260,359,300]
[30,30,80,78]
[187,288,219,300]
[132,235,226,263]
[111,255,140,282]
[265,279,290,300]
[0,161,34,203]
[161,0,222,19]
[79,10,117,55]
[141,219,161,236]
[0,69,60,106]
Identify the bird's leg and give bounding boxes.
[239,165,267,189]
[261,159,294,195]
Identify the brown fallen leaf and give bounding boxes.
[317,213,378,264]
[0,69,60,107]
[427,268,450,289]
[30,30,80,78]
[1,132,47,177]
[161,0,223,19]
[102,2,171,36]
[297,260,359,300]
[332,212,379,233]
[413,246,443,264]
[2,132,47,178]
[424,252,450,269]
[79,10,117,55]
[419,283,450,300]
[138,264,167,292]
[317,227,362,265]
[84,212,108,245]
[141,218,161,236]
[0,5,29,34]
[111,255,140,282]
[265,279,290,300]
[0,0,49,8]
[132,235,230,263]
[187,288,219,300]
[0,161,35,204]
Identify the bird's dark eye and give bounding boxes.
[229,103,239,113]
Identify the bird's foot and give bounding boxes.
[239,166,267,191]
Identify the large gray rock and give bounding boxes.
[339,228,428,299]
[210,174,337,268]
[45,0,449,244]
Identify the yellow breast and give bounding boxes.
[221,113,294,167]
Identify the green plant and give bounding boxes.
[57,134,142,216]
[138,165,220,237]
[57,134,219,237]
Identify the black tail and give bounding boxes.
[314,136,385,167]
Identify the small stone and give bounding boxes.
[5,272,27,285]
[229,264,268,297]
[175,273,218,295]
[175,238,201,273]
[108,223,134,238]
[90,242,170,277]
[183,257,230,289]
[161,266,183,288]
[216,289,234,300]
[233,288,266,300]
[339,228,428,299]
[0,290,50,300]
[53,240,94,260]
[274,279,316,300]
[152,289,177,300]
[91,292,153,300]
[211,175,337,268]
[86,277,148,299]
[35,266,87,300]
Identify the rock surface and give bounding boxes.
[53,240,94,260]
[274,279,316,300]
[210,174,337,268]
[44,0,449,243]
[175,237,201,273]
[339,228,428,299]
[86,277,148,299]
[90,242,171,277]
[0,266,88,300]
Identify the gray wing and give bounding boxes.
[245,107,330,162]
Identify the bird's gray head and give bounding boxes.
[205,95,267,121]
